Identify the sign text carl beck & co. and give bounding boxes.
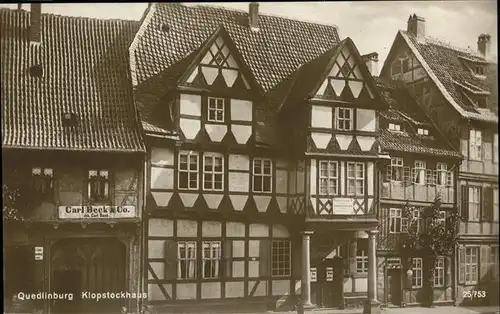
[58,205,136,219]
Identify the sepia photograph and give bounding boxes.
[1,1,498,314]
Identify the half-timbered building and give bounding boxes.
[130,3,388,313]
[375,78,462,307]
[1,5,146,314]
[380,14,499,306]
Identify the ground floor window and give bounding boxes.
[434,257,445,287]
[178,241,197,279]
[412,258,423,288]
[465,247,478,285]
[202,241,221,279]
[271,240,291,277]
[356,239,368,273]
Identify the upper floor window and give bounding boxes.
[412,209,422,233]
[390,208,408,233]
[178,241,197,279]
[402,58,410,72]
[494,133,498,164]
[494,188,499,222]
[203,154,224,191]
[412,258,423,288]
[207,97,225,122]
[32,167,54,201]
[468,186,481,222]
[253,158,272,193]
[388,123,401,131]
[413,161,426,185]
[272,240,291,277]
[319,161,338,195]
[88,170,109,202]
[179,152,199,190]
[347,162,364,196]
[202,241,221,279]
[387,157,403,181]
[417,128,429,135]
[464,247,479,284]
[475,66,485,75]
[469,129,482,160]
[436,162,447,186]
[335,107,353,131]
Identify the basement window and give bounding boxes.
[29,65,43,78]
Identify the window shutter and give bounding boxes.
[446,171,453,187]
[480,246,489,282]
[385,165,392,182]
[461,185,469,221]
[484,187,494,222]
[426,169,433,185]
[164,239,178,280]
[458,246,466,284]
[403,167,411,183]
[224,240,233,278]
[410,168,415,183]
[259,239,270,277]
[478,186,485,221]
[445,257,452,288]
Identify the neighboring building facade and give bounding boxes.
[130,3,387,313]
[1,5,146,314]
[375,78,462,307]
[380,14,499,306]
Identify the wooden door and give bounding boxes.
[387,269,402,306]
[50,238,127,313]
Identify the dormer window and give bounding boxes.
[417,128,429,135]
[475,66,485,75]
[207,97,225,123]
[388,123,401,131]
[477,98,487,108]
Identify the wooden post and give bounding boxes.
[364,230,381,314]
[300,231,315,313]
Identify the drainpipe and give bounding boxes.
[140,155,148,313]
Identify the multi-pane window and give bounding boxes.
[32,167,54,200]
[490,246,499,280]
[413,161,426,185]
[494,133,498,164]
[335,107,353,131]
[434,257,445,287]
[203,155,223,191]
[465,247,478,284]
[253,158,272,193]
[438,211,446,226]
[388,157,403,181]
[494,188,499,222]
[179,152,199,190]
[356,240,368,273]
[178,241,197,279]
[271,240,291,277]
[436,162,447,186]
[412,258,423,288]
[417,128,429,135]
[88,170,109,202]
[388,123,401,131]
[468,186,481,222]
[475,66,485,75]
[319,161,338,195]
[390,208,408,233]
[207,97,225,122]
[347,162,364,196]
[412,209,422,233]
[202,241,221,279]
[469,129,482,160]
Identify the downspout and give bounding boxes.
[141,154,148,313]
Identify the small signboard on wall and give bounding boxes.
[34,246,43,261]
[326,267,334,281]
[310,267,317,282]
[332,198,354,215]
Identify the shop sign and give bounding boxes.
[332,198,354,215]
[310,267,317,282]
[58,206,136,219]
[326,267,334,281]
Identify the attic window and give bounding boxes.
[389,123,401,131]
[161,23,170,32]
[477,98,487,108]
[417,128,429,135]
[62,112,79,127]
[475,66,485,75]
[29,65,43,78]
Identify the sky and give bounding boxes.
[1,1,497,75]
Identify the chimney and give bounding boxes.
[362,52,379,75]
[407,14,425,40]
[30,3,42,44]
[477,34,491,58]
[249,2,259,32]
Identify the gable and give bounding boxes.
[181,33,255,94]
[314,44,375,102]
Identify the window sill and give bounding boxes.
[252,190,272,194]
[206,120,226,125]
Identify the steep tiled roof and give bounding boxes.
[130,3,341,93]
[1,8,145,152]
[377,78,461,158]
[399,30,497,123]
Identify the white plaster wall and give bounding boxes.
[176,283,197,300]
[311,105,333,128]
[150,167,174,189]
[150,147,174,166]
[180,94,201,116]
[149,219,174,237]
[148,283,172,301]
[201,282,221,299]
[228,154,250,171]
[177,220,197,237]
[148,240,165,259]
[228,172,249,192]
[310,159,317,196]
[343,277,353,293]
[367,162,374,196]
[226,222,245,237]
[232,240,245,257]
[232,261,245,277]
[272,280,290,296]
[248,261,259,277]
[273,225,290,238]
[231,99,253,121]
[276,170,288,194]
[354,277,368,292]
[149,262,164,279]
[249,224,269,237]
[248,240,260,257]
[226,282,245,298]
[248,281,267,297]
[202,221,222,237]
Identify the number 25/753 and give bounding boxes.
[463,290,486,299]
